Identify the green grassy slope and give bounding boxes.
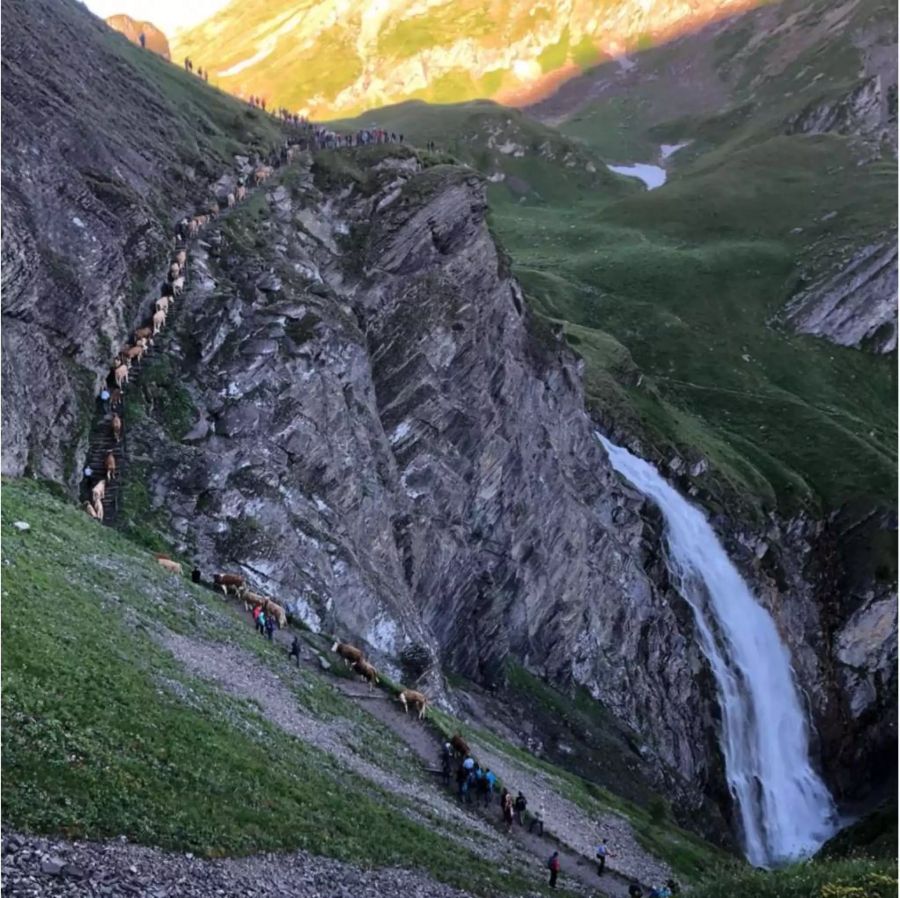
[0,479,535,895]
[511,0,897,521]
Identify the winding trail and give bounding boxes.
[201,584,658,898]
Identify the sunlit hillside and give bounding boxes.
[171,0,760,118]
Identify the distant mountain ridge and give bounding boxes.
[106,13,171,60]
[171,0,760,119]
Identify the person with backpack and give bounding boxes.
[502,792,514,831]
[666,880,680,895]
[483,768,496,806]
[139,31,146,48]
[596,838,609,875]
[547,851,560,888]
[264,612,275,641]
[191,566,202,584]
[514,791,527,825]
[628,883,643,898]
[289,635,302,666]
[440,743,452,787]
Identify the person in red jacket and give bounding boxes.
[547,851,560,888]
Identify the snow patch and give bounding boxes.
[606,163,666,190]
[660,141,690,159]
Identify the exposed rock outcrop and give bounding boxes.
[781,241,898,353]
[105,13,172,60]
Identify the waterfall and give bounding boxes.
[598,435,837,866]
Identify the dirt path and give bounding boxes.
[198,593,644,898]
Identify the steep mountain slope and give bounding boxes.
[170,0,758,119]
[2,479,729,894]
[105,13,172,59]
[1,0,280,484]
[1,0,895,874]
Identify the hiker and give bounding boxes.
[264,612,275,641]
[502,791,514,831]
[191,566,201,584]
[82,464,93,482]
[462,755,475,773]
[483,768,496,806]
[203,69,209,82]
[252,604,263,633]
[184,57,189,71]
[139,31,146,48]
[514,791,527,826]
[596,839,609,875]
[529,801,544,835]
[477,767,490,804]
[289,635,302,666]
[628,883,643,898]
[456,764,468,801]
[666,879,680,895]
[547,851,560,888]
[196,66,203,79]
[441,743,452,786]
[465,768,477,804]
[648,887,671,898]
[98,388,110,414]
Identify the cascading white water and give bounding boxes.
[598,435,837,866]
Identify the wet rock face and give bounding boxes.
[723,506,897,806]
[136,153,719,813]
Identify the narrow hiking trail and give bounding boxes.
[197,585,659,898]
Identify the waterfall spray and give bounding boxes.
[598,435,836,865]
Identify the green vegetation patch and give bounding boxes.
[688,858,897,898]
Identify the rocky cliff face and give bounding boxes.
[105,14,172,60]
[124,148,732,828]
[0,0,278,483]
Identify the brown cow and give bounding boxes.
[353,659,380,691]
[111,413,123,443]
[91,479,106,506]
[134,326,153,345]
[157,557,183,575]
[398,689,428,720]
[214,573,245,595]
[110,387,124,410]
[84,501,101,520]
[113,363,129,388]
[450,734,470,758]
[331,641,364,666]
[152,309,166,335]
[104,451,117,481]
[167,262,180,281]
